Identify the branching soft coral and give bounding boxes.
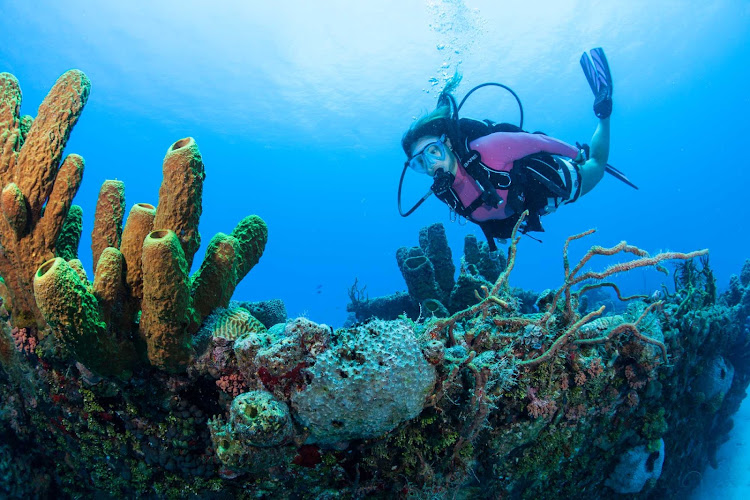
[425,211,707,367]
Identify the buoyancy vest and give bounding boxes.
[432,129,581,250]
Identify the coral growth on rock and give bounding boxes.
[348,224,509,323]
[1,69,750,499]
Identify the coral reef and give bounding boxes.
[349,224,508,322]
[345,280,419,324]
[1,69,749,500]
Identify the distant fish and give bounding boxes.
[316,284,323,294]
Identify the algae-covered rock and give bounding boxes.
[692,356,734,407]
[740,259,750,287]
[209,390,294,472]
[605,439,665,494]
[291,319,436,446]
[235,318,330,395]
[228,391,293,447]
[237,298,288,328]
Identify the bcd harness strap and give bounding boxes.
[431,149,579,250]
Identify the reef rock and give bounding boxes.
[605,440,665,494]
[291,319,436,446]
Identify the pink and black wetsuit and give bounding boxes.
[434,131,582,248]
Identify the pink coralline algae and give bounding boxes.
[625,364,647,390]
[216,372,248,398]
[586,358,604,378]
[526,387,558,419]
[565,403,588,422]
[11,327,37,356]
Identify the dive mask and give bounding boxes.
[405,134,447,175]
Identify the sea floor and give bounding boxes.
[691,394,750,499]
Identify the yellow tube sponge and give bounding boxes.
[120,203,156,306]
[41,154,84,248]
[140,229,192,372]
[91,180,125,270]
[33,257,131,378]
[0,70,90,327]
[231,215,268,281]
[15,70,90,220]
[153,138,204,269]
[93,247,125,326]
[190,233,239,320]
[0,182,27,236]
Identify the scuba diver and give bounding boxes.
[399,48,634,252]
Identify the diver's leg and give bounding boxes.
[579,117,609,196]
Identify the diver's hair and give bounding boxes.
[401,105,453,156]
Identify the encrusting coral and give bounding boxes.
[2,69,750,499]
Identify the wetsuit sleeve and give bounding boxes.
[472,132,579,166]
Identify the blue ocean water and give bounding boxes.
[0,0,748,494]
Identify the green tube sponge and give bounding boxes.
[93,247,124,326]
[33,257,131,378]
[230,215,268,281]
[140,229,192,372]
[18,114,32,142]
[190,232,239,320]
[55,204,83,261]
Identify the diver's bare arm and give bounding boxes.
[579,117,610,196]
